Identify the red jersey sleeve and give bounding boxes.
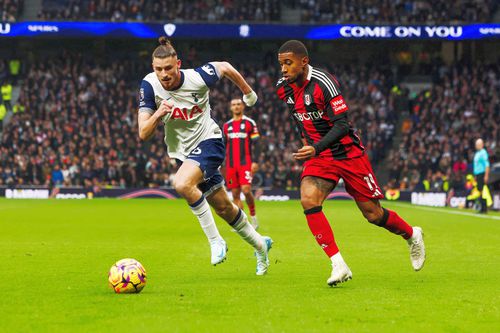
[249,121,260,140]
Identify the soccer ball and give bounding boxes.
[108,258,147,293]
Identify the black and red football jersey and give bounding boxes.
[276,65,364,160]
[223,116,260,168]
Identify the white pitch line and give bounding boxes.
[386,202,500,221]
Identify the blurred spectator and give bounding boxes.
[1,79,12,111]
[51,164,64,185]
[0,0,23,22]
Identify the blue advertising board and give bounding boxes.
[0,22,498,40]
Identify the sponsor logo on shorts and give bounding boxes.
[190,147,202,155]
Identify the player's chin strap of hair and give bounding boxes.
[312,115,349,155]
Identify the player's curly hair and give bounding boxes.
[152,37,177,60]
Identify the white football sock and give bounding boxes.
[231,209,264,252]
[190,196,221,242]
[330,252,345,265]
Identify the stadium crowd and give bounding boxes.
[36,0,497,23]
[37,0,280,22]
[0,51,396,189]
[294,0,498,24]
[386,63,499,192]
[0,0,23,21]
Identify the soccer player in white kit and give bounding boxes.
[137,37,272,275]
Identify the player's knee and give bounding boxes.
[241,186,252,195]
[363,209,384,225]
[214,201,235,217]
[301,195,320,210]
[173,178,193,197]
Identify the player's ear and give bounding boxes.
[177,59,182,69]
[302,56,309,67]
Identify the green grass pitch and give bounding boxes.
[1,198,499,332]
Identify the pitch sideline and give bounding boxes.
[386,202,500,221]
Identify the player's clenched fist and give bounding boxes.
[243,91,258,107]
[155,99,174,118]
[293,146,316,160]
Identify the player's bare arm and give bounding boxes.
[138,100,174,141]
[211,61,258,106]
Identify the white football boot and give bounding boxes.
[407,227,426,271]
[327,253,353,286]
[210,238,228,266]
[255,236,273,275]
[250,215,259,230]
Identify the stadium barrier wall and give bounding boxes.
[1,186,498,210]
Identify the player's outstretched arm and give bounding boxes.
[211,61,258,106]
[138,100,173,141]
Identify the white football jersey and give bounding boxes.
[138,63,222,161]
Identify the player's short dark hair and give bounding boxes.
[278,40,308,57]
[152,37,177,60]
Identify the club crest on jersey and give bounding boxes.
[240,123,245,130]
[304,94,311,106]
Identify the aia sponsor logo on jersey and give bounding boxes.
[330,95,348,115]
[293,110,324,121]
[170,105,204,120]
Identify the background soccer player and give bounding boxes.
[137,37,272,275]
[275,40,426,286]
[223,98,261,229]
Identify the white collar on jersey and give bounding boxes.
[306,64,313,81]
